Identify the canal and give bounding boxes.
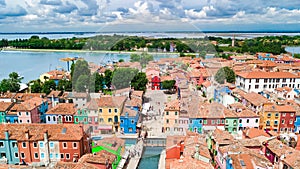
[138,146,164,169]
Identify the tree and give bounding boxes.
[214,66,236,84]
[104,69,113,90]
[75,75,89,92]
[90,72,105,93]
[0,72,23,92]
[57,79,72,91]
[42,80,56,94]
[71,60,90,90]
[112,68,139,90]
[30,80,42,93]
[118,59,124,62]
[130,53,154,68]
[131,72,148,91]
[162,80,176,90]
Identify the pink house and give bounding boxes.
[16,97,45,123]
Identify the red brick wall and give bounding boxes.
[59,141,81,162]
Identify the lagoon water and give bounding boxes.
[0,50,177,83]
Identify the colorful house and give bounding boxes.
[16,97,46,124]
[86,98,100,135]
[0,124,89,166]
[260,103,281,132]
[120,106,139,134]
[0,102,14,123]
[92,137,125,169]
[46,103,76,124]
[278,105,296,133]
[47,90,63,108]
[163,99,180,133]
[200,103,226,133]
[74,108,88,124]
[224,109,238,134]
[294,113,300,134]
[98,95,126,133]
[151,76,161,90]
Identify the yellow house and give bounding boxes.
[259,102,280,132]
[98,95,126,132]
[163,99,180,133]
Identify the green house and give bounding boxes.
[92,137,125,169]
[74,108,88,124]
[224,110,238,134]
[0,102,14,124]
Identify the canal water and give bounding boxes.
[138,146,164,169]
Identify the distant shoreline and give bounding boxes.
[1,48,184,55]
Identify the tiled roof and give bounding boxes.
[0,92,16,99]
[169,156,213,169]
[164,99,180,111]
[236,71,298,79]
[98,95,126,108]
[242,92,268,106]
[132,90,143,98]
[87,98,99,110]
[121,107,138,117]
[46,103,76,115]
[263,103,296,112]
[93,136,125,152]
[47,90,63,98]
[243,128,270,139]
[0,102,14,111]
[0,123,84,141]
[265,138,294,157]
[198,102,226,119]
[212,128,235,145]
[67,92,88,98]
[13,93,46,101]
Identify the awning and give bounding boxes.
[98,125,112,130]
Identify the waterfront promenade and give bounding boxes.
[126,138,144,169]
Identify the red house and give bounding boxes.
[151,76,161,90]
[278,105,296,133]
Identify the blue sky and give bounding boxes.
[1,0,300,32]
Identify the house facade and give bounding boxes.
[163,99,180,133]
[120,107,139,134]
[0,102,14,124]
[45,103,76,124]
[74,108,88,124]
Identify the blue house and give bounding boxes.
[294,115,300,134]
[120,107,139,134]
[0,130,20,164]
[189,118,203,133]
[257,53,275,61]
[38,100,49,123]
[214,86,231,103]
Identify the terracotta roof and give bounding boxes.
[198,102,226,119]
[201,81,211,88]
[68,92,88,98]
[98,95,126,108]
[0,102,14,112]
[0,123,84,141]
[46,103,76,115]
[165,99,180,111]
[265,138,294,157]
[132,90,143,98]
[160,76,173,81]
[0,92,16,99]
[212,128,235,145]
[169,156,213,169]
[243,128,270,139]
[73,151,117,168]
[242,92,268,106]
[13,93,46,101]
[275,86,292,92]
[166,135,185,149]
[93,136,125,152]
[263,103,296,112]
[87,98,99,110]
[236,71,298,79]
[47,90,63,98]
[282,150,300,168]
[121,107,138,117]
[54,161,77,169]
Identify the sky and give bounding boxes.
[1,0,300,32]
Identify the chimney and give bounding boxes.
[25,130,29,139]
[44,130,48,142]
[5,130,9,140]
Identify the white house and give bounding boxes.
[275,86,298,100]
[236,71,300,93]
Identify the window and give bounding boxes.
[14,152,18,158]
[291,113,294,117]
[255,119,259,123]
[18,112,21,116]
[166,119,169,124]
[60,154,64,159]
[109,109,112,113]
[249,79,252,83]
[99,109,102,113]
[63,142,67,149]
[56,153,59,159]
[26,112,29,116]
[166,112,169,115]
[204,120,207,124]
[100,118,104,123]
[50,153,53,159]
[199,120,202,124]
[282,120,285,124]
[33,142,38,148]
[175,119,177,124]
[275,113,279,118]
[267,113,271,118]
[255,85,259,89]
[50,142,54,148]
[34,152,39,159]
[12,142,17,148]
[66,153,70,159]
[21,153,25,159]
[108,118,112,122]
[221,120,224,124]
[53,116,56,121]
[88,117,92,123]
[95,117,98,122]
[47,116,51,121]
[264,79,268,83]
[39,142,44,148]
[263,85,267,88]
[175,112,178,115]
[73,142,77,149]
[121,120,124,124]
[266,120,270,126]
[256,79,259,83]
[27,120,30,123]
[0,142,3,148]
[290,120,293,124]
[190,120,192,124]
[283,78,286,82]
[283,113,286,117]
[211,120,215,124]
[217,120,220,124]
[274,120,278,125]
[114,109,118,113]
[239,119,242,123]
[22,142,26,148]
[131,120,135,124]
